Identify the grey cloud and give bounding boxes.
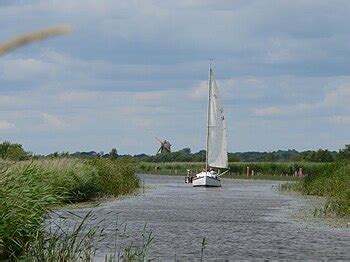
[1,0,349,153]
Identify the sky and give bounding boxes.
[0,0,349,155]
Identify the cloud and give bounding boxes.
[253,103,314,116]
[329,116,350,125]
[0,120,15,130]
[0,57,57,81]
[190,81,207,100]
[254,106,285,116]
[324,84,350,106]
[132,90,169,104]
[59,90,98,103]
[131,117,157,129]
[1,1,350,153]
[41,113,67,129]
[253,82,350,117]
[0,95,26,106]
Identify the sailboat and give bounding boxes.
[193,64,228,187]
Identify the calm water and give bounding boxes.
[49,175,350,261]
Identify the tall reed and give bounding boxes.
[281,160,349,216]
[138,161,326,177]
[0,158,139,259]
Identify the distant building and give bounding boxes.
[345,144,350,150]
[156,138,172,154]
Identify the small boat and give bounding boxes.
[193,64,229,187]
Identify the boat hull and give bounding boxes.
[192,175,221,187]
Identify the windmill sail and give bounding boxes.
[207,68,228,169]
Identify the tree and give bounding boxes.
[109,148,118,160]
[0,141,9,159]
[299,149,334,162]
[318,149,334,162]
[0,141,29,161]
[179,148,191,154]
[263,153,278,162]
[337,147,350,161]
[228,153,241,162]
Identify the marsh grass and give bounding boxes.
[88,158,139,197]
[26,211,97,261]
[0,164,61,258]
[0,158,139,259]
[22,210,154,261]
[281,160,349,217]
[138,161,325,180]
[120,224,154,261]
[279,181,304,192]
[199,237,206,262]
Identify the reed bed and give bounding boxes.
[281,160,350,217]
[138,161,326,179]
[0,158,139,260]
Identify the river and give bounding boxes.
[48,175,350,260]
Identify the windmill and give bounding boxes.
[156,137,171,154]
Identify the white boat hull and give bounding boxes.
[193,173,221,187]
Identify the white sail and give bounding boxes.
[207,68,228,169]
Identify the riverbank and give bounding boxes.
[0,158,139,260]
[281,160,349,217]
[281,191,349,228]
[138,161,325,180]
[138,171,301,181]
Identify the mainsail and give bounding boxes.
[207,67,228,169]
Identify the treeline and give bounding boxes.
[134,148,349,163]
[49,148,348,163]
[1,141,349,163]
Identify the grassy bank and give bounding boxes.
[281,160,350,217]
[0,158,139,260]
[138,161,326,180]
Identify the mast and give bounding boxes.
[206,63,212,171]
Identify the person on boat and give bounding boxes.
[209,168,216,176]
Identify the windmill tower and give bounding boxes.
[156,137,171,154]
